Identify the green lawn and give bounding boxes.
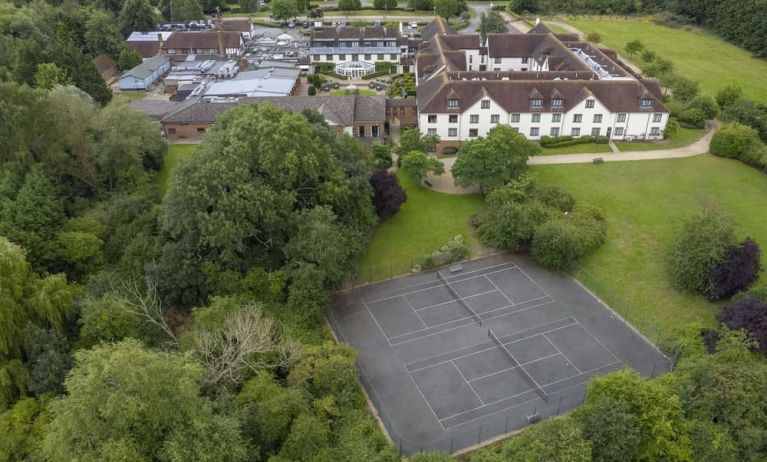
[158,144,198,195]
[356,172,485,283]
[539,143,613,155]
[330,89,378,96]
[615,127,705,152]
[567,17,767,101]
[534,155,767,343]
[324,9,435,16]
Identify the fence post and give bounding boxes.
[477,425,482,444]
[399,436,403,453]
[651,363,657,378]
[557,397,562,415]
[449,436,454,453]
[504,415,509,432]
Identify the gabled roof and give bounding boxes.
[420,18,455,41]
[121,55,170,80]
[161,31,242,51]
[218,19,252,33]
[92,54,117,74]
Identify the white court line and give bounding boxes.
[404,365,448,431]
[365,262,517,305]
[363,300,394,347]
[514,265,555,303]
[406,319,578,373]
[403,296,429,329]
[542,334,583,374]
[575,320,624,364]
[389,297,556,346]
[451,360,485,406]
[541,360,622,389]
[413,288,499,312]
[483,271,516,307]
[466,352,563,383]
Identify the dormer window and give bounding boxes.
[530,98,543,108]
[481,99,490,109]
[585,99,595,108]
[447,99,459,108]
[552,98,564,108]
[640,98,653,108]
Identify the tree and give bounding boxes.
[507,0,537,13]
[117,47,142,71]
[408,0,433,10]
[270,0,300,21]
[279,414,330,460]
[119,0,157,35]
[287,342,358,408]
[585,31,602,43]
[716,85,743,109]
[573,398,642,462]
[370,170,406,219]
[721,100,767,142]
[400,151,444,185]
[670,76,700,103]
[686,95,719,120]
[33,63,72,89]
[85,10,124,59]
[502,417,592,462]
[707,239,761,300]
[718,297,767,353]
[77,295,144,348]
[625,39,645,57]
[710,123,763,164]
[452,124,537,194]
[239,0,260,13]
[373,0,398,9]
[409,453,454,462]
[41,339,248,461]
[641,49,657,62]
[371,143,393,169]
[22,324,73,396]
[170,0,203,21]
[0,396,51,461]
[398,128,439,155]
[667,208,736,294]
[434,0,460,18]
[45,41,113,105]
[478,11,507,43]
[338,0,362,11]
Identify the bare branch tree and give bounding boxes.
[193,303,300,386]
[118,277,178,344]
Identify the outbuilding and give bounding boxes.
[118,55,171,91]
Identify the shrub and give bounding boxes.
[664,118,680,137]
[477,199,556,249]
[718,297,767,353]
[677,107,706,128]
[531,219,584,270]
[371,143,393,169]
[369,170,406,219]
[667,208,736,294]
[715,85,743,109]
[441,146,458,156]
[707,239,761,300]
[420,235,469,270]
[686,95,719,120]
[710,123,763,165]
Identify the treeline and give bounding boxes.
[509,0,767,59]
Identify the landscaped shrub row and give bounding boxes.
[419,235,470,270]
[540,135,609,148]
[710,123,767,170]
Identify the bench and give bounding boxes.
[593,157,604,165]
[449,264,464,274]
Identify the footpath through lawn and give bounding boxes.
[534,155,767,341]
[357,172,485,283]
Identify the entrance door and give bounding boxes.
[606,127,612,139]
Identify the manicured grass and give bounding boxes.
[539,143,613,155]
[324,9,435,17]
[615,127,705,152]
[329,89,378,96]
[114,92,147,103]
[534,155,767,341]
[566,17,767,100]
[357,172,485,283]
[158,144,198,195]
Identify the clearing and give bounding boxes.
[158,144,198,195]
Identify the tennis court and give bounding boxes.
[328,254,670,454]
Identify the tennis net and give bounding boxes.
[488,328,549,402]
[437,271,482,326]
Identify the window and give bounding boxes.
[615,127,625,136]
[585,99,595,109]
[447,99,459,108]
[339,54,346,60]
[365,54,371,60]
[653,113,663,123]
[427,128,437,136]
[573,114,582,123]
[494,57,501,64]
[378,54,385,60]
[641,98,653,108]
[481,100,490,109]
[571,128,581,136]
[651,127,661,136]
[550,127,560,137]
[552,98,564,108]
[522,57,529,63]
[617,113,627,123]
[326,54,333,61]
[167,127,176,134]
[552,113,562,123]
[490,114,500,124]
[469,128,479,137]
[530,127,539,137]
[390,54,397,60]
[352,54,359,61]
[470,114,479,124]
[196,127,206,133]
[372,126,379,138]
[593,114,603,123]
[427,115,437,123]
[511,114,520,123]
[532,114,541,123]
[591,128,600,137]
[358,126,365,137]
[448,128,458,137]
[449,114,458,123]
[469,55,473,63]
[530,98,543,108]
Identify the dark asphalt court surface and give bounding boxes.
[328,254,670,453]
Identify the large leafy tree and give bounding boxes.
[169,0,204,21]
[119,0,158,35]
[718,297,767,353]
[399,151,444,185]
[41,339,248,461]
[452,125,538,194]
[478,11,507,42]
[370,170,406,219]
[573,398,641,462]
[397,128,439,155]
[502,416,592,461]
[159,104,373,304]
[84,10,124,59]
[270,0,300,21]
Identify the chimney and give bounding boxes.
[536,18,541,25]
[399,21,403,35]
[217,30,224,55]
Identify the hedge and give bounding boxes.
[361,70,391,80]
[540,135,610,148]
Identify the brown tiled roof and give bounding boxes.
[311,26,400,41]
[127,40,162,58]
[161,31,242,51]
[386,98,417,107]
[417,78,668,114]
[92,54,117,74]
[218,19,252,32]
[528,22,553,35]
[421,18,455,41]
[440,34,480,50]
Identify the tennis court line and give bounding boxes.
[403,296,429,330]
[482,273,516,308]
[466,352,563,383]
[404,364,448,431]
[575,321,624,364]
[542,333,583,374]
[413,288,499,312]
[451,360,486,406]
[489,328,549,402]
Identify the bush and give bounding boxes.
[539,135,608,148]
[718,297,767,353]
[686,95,719,120]
[710,123,764,166]
[667,208,736,294]
[420,235,469,270]
[369,170,406,219]
[707,238,761,300]
[677,108,706,128]
[530,205,606,271]
[371,143,393,169]
[664,118,680,137]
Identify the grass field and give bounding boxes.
[615,127,705,152]
[539,143,613,155]
[323,9,435,16]
[357,172,485,283]
[158,144,198,195]
[330,89,378,96]
[566,17,767,101]
[534,155,767,339]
